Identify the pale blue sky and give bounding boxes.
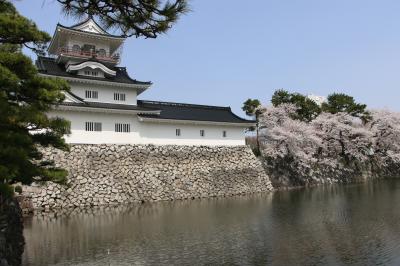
[14,0,400,117]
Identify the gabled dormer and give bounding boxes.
[66,59,117,78]
[71,17,109,34]
[48,16,125,66]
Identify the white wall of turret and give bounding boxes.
[50,110,141,144]
[69,81,138,105]
[49,110,246,146]
[139,121,246,146]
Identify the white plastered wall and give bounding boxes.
[49,110,246,146]
[138,121,246,146]
[50,110,141,144]
[69,81,137,105]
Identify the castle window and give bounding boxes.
[83,44,95,54]
[85,122,102,132]
[72,44,81,53]
[223,131,227,138]
[97,49,106,57]
[176,129,181,136]
[200,130,205,137]
[83,70,99,77]
[115,123,130,133]
[85,90,98,99]
[114,93,126,101]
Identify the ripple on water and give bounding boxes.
[22,180,400,266]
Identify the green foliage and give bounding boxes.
[271,89,321,122]
[321,93,372,123]
[57,0,188,38]
[0,0,70,198]
[242,98,261,132]
[271,90,371,123]
[271,89,291,107]
[242,98,261,117]
[0,1,50,54]
[0,183,14,198]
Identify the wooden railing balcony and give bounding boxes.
[58,47,120,64]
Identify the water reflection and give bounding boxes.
[22,180,400,266]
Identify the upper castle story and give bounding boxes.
[47,16,125,67]
[37,17,152,106]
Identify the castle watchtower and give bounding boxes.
[37,17,254,146]
[47,16,125,67]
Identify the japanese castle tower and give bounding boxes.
[37,17,254,146]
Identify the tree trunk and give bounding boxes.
[0,197,25,266]
[256,113,260,154]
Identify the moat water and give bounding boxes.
[22,179,400,266]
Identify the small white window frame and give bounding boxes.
[114,93,126,101]
[115,123,131,133]
[85,122,102,132]
[85,90,98,99]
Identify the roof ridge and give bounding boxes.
[59,101,161,112]
[57,24,125,39]
[67,59,114,68]
[38,56,55,60]
[70,16,109,35]
[138,100,231,110]
[119,69,152,84]
[68,16,91,29]
[36,57,151,86]
[66,91,85,102]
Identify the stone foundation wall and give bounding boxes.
[24,145,273,210]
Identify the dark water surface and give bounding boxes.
[22,180,400,266]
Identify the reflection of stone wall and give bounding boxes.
[0,198,24,266]
[24,144,273,210]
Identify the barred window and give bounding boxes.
[83,70,98,77]
[72,44,81,52]
[114,93,126,101]
[200,130,205,137]
[85,122,102,132]
[115,123,130,133]
[176,129,181,136]
[97,49,106,57]
[223,131,227,138]
[85,90,98,99]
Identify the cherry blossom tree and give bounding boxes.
[311,113,373,163]
[368,110,400,167]
[258,104,322,186]
[256,104,399,187]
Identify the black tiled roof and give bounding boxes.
[57,96,253,124]
[59,101,160,112]
[137,100,254,124]
[57,19,125,39]
[36,57,151,85]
